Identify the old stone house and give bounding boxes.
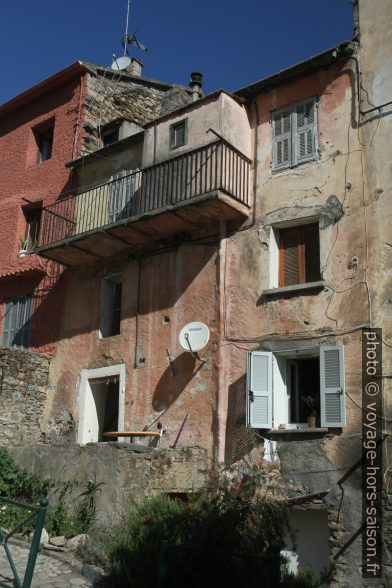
[0,0,391,585]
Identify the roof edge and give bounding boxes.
[0,61,90,118]
[235,41,356,100]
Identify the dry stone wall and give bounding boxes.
[0,347,50,446]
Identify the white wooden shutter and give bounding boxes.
[294,99,316,164]
[320,346,345,427]
[272,109,291,169]
[108,169,139,222]
[246,351,273,428]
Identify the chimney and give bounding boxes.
[190,72,203,101]
[128,57,143,77]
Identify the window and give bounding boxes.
[34,122,54,163]
[100,277,122,338]
[23,206,42,252]
[272,98,317,169]
[246,346,345,429]
[170,119,187,149]
[279,223,320,287]
[2,296,33,349]
[101,125,120,147]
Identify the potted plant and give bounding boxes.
[18,238,28,257]
[301,395,319,428]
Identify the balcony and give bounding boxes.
[37,139,251,267]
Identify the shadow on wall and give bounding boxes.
[152,352,197,412]
[225,374,254,463]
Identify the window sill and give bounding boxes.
[265,427,328,434]
[262,280,325,298]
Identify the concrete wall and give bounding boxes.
[142,92,252,167]
[7,444,207,525]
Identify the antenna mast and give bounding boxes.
[124,0,131,56]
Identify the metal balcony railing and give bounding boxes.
[38,139,250,247]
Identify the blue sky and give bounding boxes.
[0,0,353,104]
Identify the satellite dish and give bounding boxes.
[111,55,132,70]
[179,322,210,353]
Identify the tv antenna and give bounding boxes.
[112,0,148,70]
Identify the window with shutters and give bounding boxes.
[272,98,317,170]
[246,346,345,430]
[279,223,320,287]
[2,295,33,349]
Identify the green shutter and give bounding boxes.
[246,351,273,428]
[295,99,316,163]
[272,109,291,169]
[320,346,345,427]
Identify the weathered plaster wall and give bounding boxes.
[45,242,221,456]
[356,1,392,582]
[7,444,207,525]
[142,92,252,167]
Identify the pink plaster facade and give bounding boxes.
[0,65,88,354]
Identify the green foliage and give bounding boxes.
[46,476,104,539]
[0,449,102,538]
[0,448,52,531]
[89,462,293,588]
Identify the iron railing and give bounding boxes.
[38,139,250,247]
[0,496,48,588]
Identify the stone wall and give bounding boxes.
[0,347,50,445]
[8,443,207,524]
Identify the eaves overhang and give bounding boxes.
[235,41,356,100]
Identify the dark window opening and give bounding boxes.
[170,119,187,149]
[279,223,320,287]
[2,295,33,349]
[288,357,320,424]
[35,123,54,163]
[102,128,119,147]
[100,278,122,338]
[23,206,42,252]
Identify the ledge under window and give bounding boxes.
[265,428,329,435]
[263,280,325,298]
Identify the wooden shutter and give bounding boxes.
[279,229,301,286]
[246,351,273,428]
[320,346,345,427]
[2,297,32,349]
[295,99,316,164]
[272,109,291,169]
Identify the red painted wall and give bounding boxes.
[0,72,87,354]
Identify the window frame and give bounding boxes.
[170,118,188,150]
[33,120,55,164]
[272,97,318,171]
[2,295,33,349]
[246,346,345,430]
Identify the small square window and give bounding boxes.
[170,119,187,149]
[34,123,54,163]
[278,223,320,287]
[100,278,122,338]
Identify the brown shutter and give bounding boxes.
[279,229,300,286]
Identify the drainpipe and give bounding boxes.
[217,219,227,461]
